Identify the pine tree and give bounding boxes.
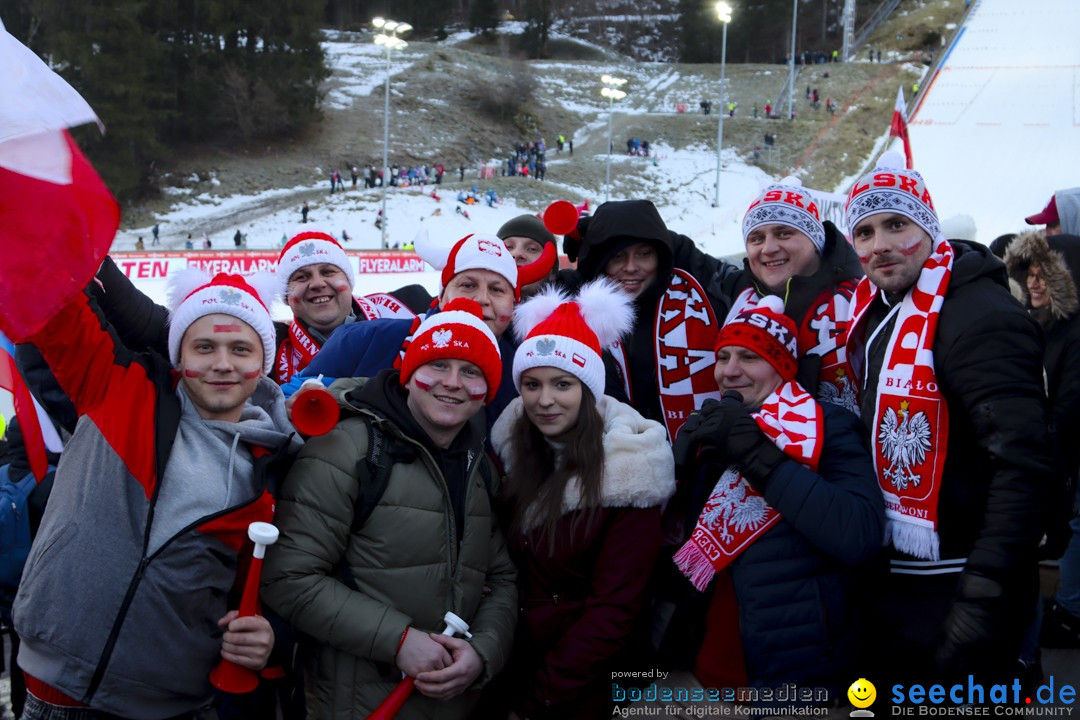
[469,0,499,36]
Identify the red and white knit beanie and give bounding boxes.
[512,277,634,399]
[276,231,354,297]
[714,295,799,382]
[742,176,826,254]
[398,297,503,404]
[844,150,942,244]
[166,269,279,372]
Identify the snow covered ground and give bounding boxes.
[906,0,1080,241]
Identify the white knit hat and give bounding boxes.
[167,269,279,372]
[742,176,826,253]
[512,278,633,399]
[845,150,942,244]
[275,231,354,296]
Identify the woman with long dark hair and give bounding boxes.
[490,279,676,719]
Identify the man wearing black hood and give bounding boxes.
[569,199,728,440]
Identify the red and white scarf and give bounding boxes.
[847,239,953,561]
[274,320,320,384]
[609,269,722,441]
[727,282,859,414]
[673,381,824,590]
[273,293,419,383]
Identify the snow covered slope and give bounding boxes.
[906,0,1080,240]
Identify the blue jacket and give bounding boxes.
[282,316,519,429]
[687,403,884,695]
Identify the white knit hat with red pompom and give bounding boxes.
[397,297,503,404]
[166,269,280,372]
[512,277,634,400]
[275,231,355,296]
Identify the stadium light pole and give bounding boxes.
[601,74,627,203]
[713,2,733,208]
[373,17,411,249]
[787,0,797,120]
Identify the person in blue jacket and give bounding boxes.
[665,297,883,702]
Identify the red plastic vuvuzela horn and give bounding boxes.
[209,522,279,694]
[365,612,473,720]
[291,377,340,437]
[542,199,581,236]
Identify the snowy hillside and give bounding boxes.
[905,0,1080,240]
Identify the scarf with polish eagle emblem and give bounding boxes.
[673,381,823,590]
[846,238,953,561]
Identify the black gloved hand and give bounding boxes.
[672,398,730,469]
[717,394,787,485]
[936,573,1009,678]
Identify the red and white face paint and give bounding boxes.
[404,359,488,447]
[851,213,934,294]
[177,313,264,422]
[287,262,353,335]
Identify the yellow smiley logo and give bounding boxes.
[848,678,877,709]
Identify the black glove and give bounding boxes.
[936,573,1010,677]
[672,398,729,469]
[717,394,787,485]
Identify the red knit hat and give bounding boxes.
[714,296,799,381]
[276,231,354,296]
[512,278,633,399]
[398,297,503,404]
[166,269,279,372]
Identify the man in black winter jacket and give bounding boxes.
[844,152,1055,685]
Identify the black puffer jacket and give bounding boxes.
[854,241,1054,666]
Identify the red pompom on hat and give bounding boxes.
[398,297,503,404]
[512,277,634,399]
[275,231,354,297]
[714,295,799,381]
[166,269,279,372]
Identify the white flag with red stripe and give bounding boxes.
[889,86,914,170]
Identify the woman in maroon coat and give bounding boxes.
[491,279,676,719]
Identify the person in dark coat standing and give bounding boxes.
[490,279,675,719]
[668,297,882,700]
[1006,231,1080,645]
[844,152,1055,685]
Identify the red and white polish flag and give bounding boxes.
[0,18,119,341]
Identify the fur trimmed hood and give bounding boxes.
[1005,231,1080,326]
[491,394,675,526]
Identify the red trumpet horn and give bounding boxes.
[542,200,581,236]
[291,377,340,437]
[365,612,472,719]
[209,522,279,694]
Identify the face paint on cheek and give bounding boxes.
[898,237,925,256]
[857,252,872,263]
[242,370,262,379]
[498,314,512,323]
[465,383,487,401]
[183,370,202,378]
[331,282,351,294]
[412,369,437,392]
